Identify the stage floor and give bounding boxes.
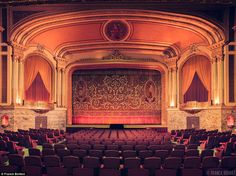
[66,124,168,133]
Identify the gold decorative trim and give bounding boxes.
[24,101,54,113]
[102,50,131,61]
[180,101,210,114]
[79,50,158,63]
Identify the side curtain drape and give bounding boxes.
[24,56,52,102]
[182,55,211,102]
[182,58,197,96]
[25,73,50,101]
[184,72,208,102]
[196,56,211,93]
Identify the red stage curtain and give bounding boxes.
[24,56,52,102]
[25,72,50,102]
[182,55,211,103]
[184,72,208,102]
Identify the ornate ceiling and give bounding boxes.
[10,9,225,62]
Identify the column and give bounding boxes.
[212,58,217,104]
[234,55,236,102]
[217,56,224,105]
[53,68,57,104]
[18,60,24,105]
[57,67,62,107]
[172,68,177,107]
[0,54,2,103]
[12,56,19,105]
[61,69,65,107]
[168,68,172,107]
[0,27,3,103]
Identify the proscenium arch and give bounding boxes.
[10,9,225,53]
[54,41,181,58]
[65,61,169,125]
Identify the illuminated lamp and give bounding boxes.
[226,112,235,129]
[214,96,220,105]
[1,114,9,128]
[170,100,175,108]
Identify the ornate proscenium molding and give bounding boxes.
[209,41,224,60]
[102,50,131,61]
[189,44,200,54]
[56,56,68,69]
[10,42,26,61]
[36,44,45,53]
[79,50,159,63]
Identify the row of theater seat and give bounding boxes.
[45,143,187,151]
[170,129,236,158]
[32,147,215,163]
[66,129,171,144]
[2,128,65,147]
[2,153,236,176]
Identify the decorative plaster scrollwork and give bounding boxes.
[189,44,200,54]
[37,44,45,53]
[11,42,26,61]
[102,50,131,61]
[209,41,224,61]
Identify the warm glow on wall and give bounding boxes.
[16,94,22,105]
[214,96,220,105]
[170,100,175,107]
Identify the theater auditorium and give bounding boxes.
[0,0,236,176]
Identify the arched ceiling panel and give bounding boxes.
[10,10,225,58]
[30,22,104,51]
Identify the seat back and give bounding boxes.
[23,166,42,176]
[29,148,41,156]
[185,149,199,157]
[163,157,182,169]
[103,157,120,169]
[221,156,236,169]
[123,150,137,158]
[124,157,141,169]
[44,155,60,167]
[63,156,80,168]
[83,156,100,168]
[202,156,219,169]
[138,150,153,159]
[42,148,55,156]
[200,149,214,160]
[8,154,25,167]
[184,157,201,168]
[88,150,103,158]
[104,150,119,157]
[25,156,42,167]
[143,157,161,169]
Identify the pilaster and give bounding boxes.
[11,43,25,106]
[56,57,67,107]
[209,42,224,105]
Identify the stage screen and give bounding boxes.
[72,69,161,124]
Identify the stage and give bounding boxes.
[66,124,168,133]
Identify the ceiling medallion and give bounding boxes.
[103,20,131,41]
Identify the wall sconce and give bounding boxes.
[214,97,220,105]
[16,94,22,105]
[170,100,175,108]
